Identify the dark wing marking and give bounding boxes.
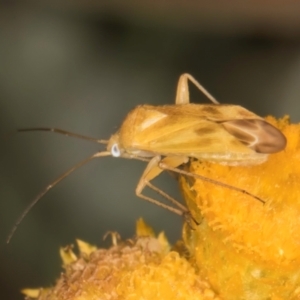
[221,119,286,153]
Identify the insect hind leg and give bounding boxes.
[175,73,219,105]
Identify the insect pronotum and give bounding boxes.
[7,73,287,243]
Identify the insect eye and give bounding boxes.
[111,143,121,157]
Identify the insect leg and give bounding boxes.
[158,162,265,204]
[175,73,219,105]
[135,155,189,215]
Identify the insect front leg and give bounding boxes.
[175,73,219,105]
[135,155,189,216]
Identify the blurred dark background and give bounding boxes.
[1,1,300,299]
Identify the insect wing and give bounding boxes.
[221,119,286,153]
[124,105,255,155]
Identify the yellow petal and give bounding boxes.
[136,218,155,237]
[76,239,97,256]
[60,245,77,265]
[21,288,41,298]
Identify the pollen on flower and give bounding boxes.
[22,220,218,300]
[181,116,300,299]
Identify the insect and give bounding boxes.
[7,73,287,243]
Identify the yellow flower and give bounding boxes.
[181,116,300,299]
[23,219,218,300]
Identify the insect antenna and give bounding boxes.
[17,128,109,145]
[7,151,111,243]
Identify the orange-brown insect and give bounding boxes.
[7,73,286,243]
